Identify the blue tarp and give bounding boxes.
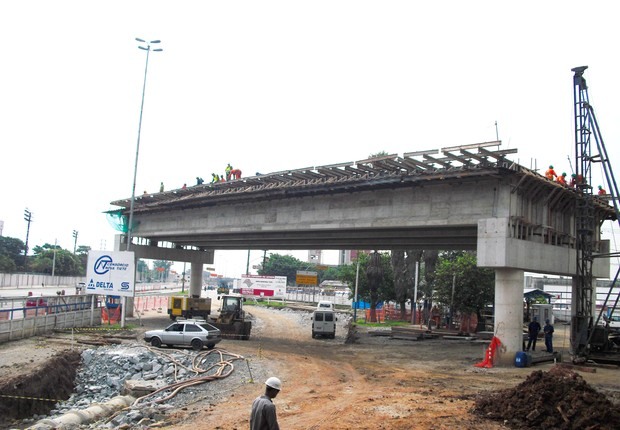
[352,301,383,310]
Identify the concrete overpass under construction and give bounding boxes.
[109,141,616,364]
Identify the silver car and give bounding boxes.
[144,319,222,350]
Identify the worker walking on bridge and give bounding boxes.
[251,377,282,430]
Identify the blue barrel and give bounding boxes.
[514,351,531,368]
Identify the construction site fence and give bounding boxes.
[134,296,169,313]
[0,295,102,343]
[0,272,84,289]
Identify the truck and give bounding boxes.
[167,294,252,340]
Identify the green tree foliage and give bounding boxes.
[153,260,173,281]
[391,250,423,320]
[0,236,25,271]
[258,253,341,286]
[339,252,394,308]
[30,246,83,276]
[433,251,494,316]
[259,253,305,285]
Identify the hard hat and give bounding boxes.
[562,172,566,176]
[265,377,282,390]
[549,165,553,169]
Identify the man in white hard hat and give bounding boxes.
[250,376,282,430]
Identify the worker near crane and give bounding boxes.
[557,172,568,186]
[525,317,541,352]
[250,377,282,430]
[545,165,558,181]
[598,185,607,195]
[543,319,554,353]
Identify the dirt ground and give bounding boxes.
[1,306,620,429]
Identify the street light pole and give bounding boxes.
[23,208,32,268]
[72,230,78,254]
[51,238,58,278]
[126,38,163,251]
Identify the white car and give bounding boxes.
[607,315,620,331]
[317,300,334,311]
[144,319,222,350]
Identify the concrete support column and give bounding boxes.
[190,262,203,298]
[494,268,524,366]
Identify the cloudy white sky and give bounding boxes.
[1,1,619,277]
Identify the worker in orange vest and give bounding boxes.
[557,172,567,186]
[598,185,607,195]
[545,165,557,180]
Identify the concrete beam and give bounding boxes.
[477,218,610,278]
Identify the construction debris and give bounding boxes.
[475,365,620,429]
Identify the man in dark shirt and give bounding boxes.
[250,377,282,430]
[526,317,541,351]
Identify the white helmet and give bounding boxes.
[265,377,282,390]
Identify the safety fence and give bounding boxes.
[0,295,101,343]
[134,295,169,313]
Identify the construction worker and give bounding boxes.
[543,319,554,353]
[569,174,578,188]
[557,172,567,186]
[250,377,282,430]
[544,165,557,181]
[225,163,233,181]
[598,185,607,195]
[159,182,164,192]
[525,317,541,351]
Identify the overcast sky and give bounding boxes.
[1,1,619,277]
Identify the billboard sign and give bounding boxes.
[296,270,318,285]
[85,251,135,297]
[235,274,286,298]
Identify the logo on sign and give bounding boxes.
[94,255,113,275]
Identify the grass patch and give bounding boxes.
[247,300,287,309]
[353,320,411,328]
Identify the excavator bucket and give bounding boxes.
[213,320,252,340]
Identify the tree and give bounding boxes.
[0,236,25,271]
[153,260,173,281]
[387,249,424,321]
[30,247,82,276]
[339,252,394,308]
[433,251,494,323]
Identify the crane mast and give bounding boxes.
[571,66,620,359]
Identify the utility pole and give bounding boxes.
[72,230,79,254]
[23,208,32,268]
[51,238,58,277]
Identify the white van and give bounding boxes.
[317,301,334,311]
[312,310,337,339]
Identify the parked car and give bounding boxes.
[143,319,222,350]
[607,314,620,331]
[317,300,334,311]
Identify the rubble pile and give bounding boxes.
[19,344,263,429]
[475,366,620,429]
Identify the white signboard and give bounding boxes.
[235,274,286,299]
[85,251,135,297]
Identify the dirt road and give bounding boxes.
[1,306,619,429]
[162,306,620,430]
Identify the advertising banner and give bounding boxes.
[236,274,286,298]
[85,251,135,297]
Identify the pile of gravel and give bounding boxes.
[24,343,269,429]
